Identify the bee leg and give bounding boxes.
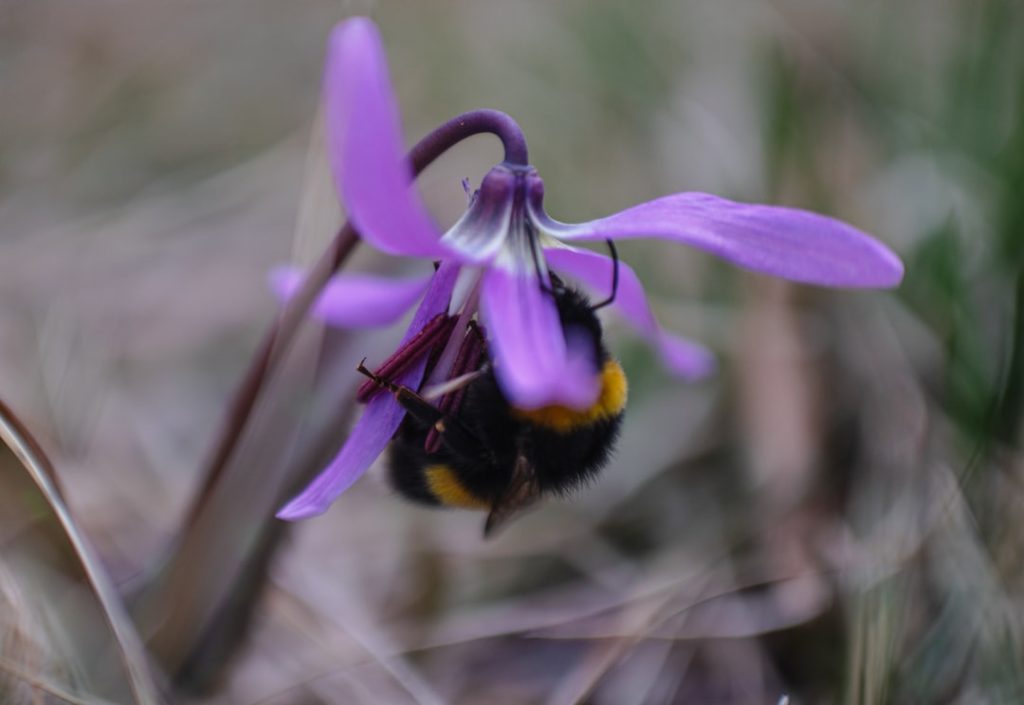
[356,360,485,460]
[356,360,438,418]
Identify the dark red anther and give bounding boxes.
[356,313,458,403]
[425,321,487,454]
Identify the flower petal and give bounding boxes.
[538,193,903,288]
[324,18,447,258]
[275,384,409,521]
[544,247,715,380]
[277,261,461,520]
[439,165,517,264]
[270,265,432,329]
[480,266,600,410]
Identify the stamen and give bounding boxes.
[424,321,487,454]
[356,313,458,402]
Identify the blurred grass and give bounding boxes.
[0,400,161,703]
[2,0,1024,703]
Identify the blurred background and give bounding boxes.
[2,0,1023,703]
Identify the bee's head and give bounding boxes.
[548,277,608,371]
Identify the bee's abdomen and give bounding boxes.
[388,432,495,510]
[387,437,442,506]
[511,359,627,433]
[423,464,490,509]
[528,413,623,494]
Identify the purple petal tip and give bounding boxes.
[329,16,377,50]
[877,246,905,288]
[276,497,328,521]
[657,333,717,381]
[324,15,447,259]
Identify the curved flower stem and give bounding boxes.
[186,109,527,527]
[409,109,529,167]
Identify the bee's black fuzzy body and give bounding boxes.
[381,287,627,533]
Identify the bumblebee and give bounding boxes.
[358,273,627,537]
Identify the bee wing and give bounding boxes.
[483,453,542,538]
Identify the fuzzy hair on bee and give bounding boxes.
[357,282,627,537]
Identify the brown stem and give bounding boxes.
[183,223,359,527]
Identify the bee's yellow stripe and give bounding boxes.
[513,359,628,433]
[425,464,489,509]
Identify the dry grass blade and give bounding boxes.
[0,654,119,705]
[0,398,163,705]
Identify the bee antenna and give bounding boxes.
[589,239,619,311]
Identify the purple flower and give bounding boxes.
[274,17,903,521]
